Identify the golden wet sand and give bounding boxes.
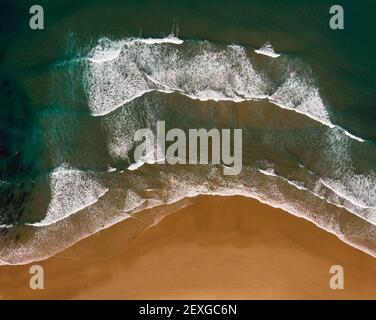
[1,195,376,299]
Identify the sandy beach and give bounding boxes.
[1,195,376,299]
[1,0,376,303]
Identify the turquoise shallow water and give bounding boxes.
[0,0,376,264]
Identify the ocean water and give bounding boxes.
[0,0,376,264]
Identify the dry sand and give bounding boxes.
[1,195,376,299]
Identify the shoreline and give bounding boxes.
[1,195,376,299]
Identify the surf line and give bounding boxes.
[129,121,243,175]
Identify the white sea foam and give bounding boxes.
[28,165,108,227]
[87,35,183,64]
[127,155,156,171]
[83,38,271,117]
[2,163,376,265]
[88,46,122,63]
[343,129,365,142]
[269,72,330,126]
[107,165,117,172]
[258,168,277,177]
[0,224,13,229]
[105,101,376,227]
[259,167,376,227]
[1,36,374,266]
[98,69,374,231]
[83,37,365,143]
[91,40,374,237]
[320,179,375,210]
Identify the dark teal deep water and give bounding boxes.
[1,0,376,263]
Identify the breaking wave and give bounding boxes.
[1,35,375,265]
[84,36,364,142]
